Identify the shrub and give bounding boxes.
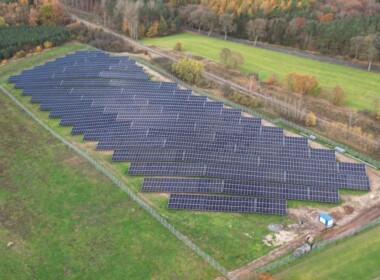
[43,41,53,49]
[15,50,26,58]
[146,21,159,38]
[266,74,280,86]
[331,85,345,106]
[374,112,380,121]
[229,91,260,108]
[219,48,244,69]
[305,112,317,126]
[258,272,276,280]
[221,83,233,97]
[172,58,204,84]
[174,42,182,51]
[34,45,43,52]
[39,4,55,25]
[0,16,6,26]
[109,40,125,52]
[285,72,321,96]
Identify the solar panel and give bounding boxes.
[168,194,287,215]
[142,178,340,203]
[8,50,370,216]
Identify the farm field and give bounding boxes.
[275,225,380,280]
[141,33,380,111]
[0,47,220,279]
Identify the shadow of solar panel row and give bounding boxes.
[12,65,142,79]
[8,50,370,215]
[21,81,178,95]
[14,75,149,89]
[168,194,287,215]
[16,69,147,82]
[11,66,144,81]
[142,178,340,203]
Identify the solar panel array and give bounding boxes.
[9,50,371,215]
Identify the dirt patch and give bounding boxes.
[343,205,355,214]
[330,205,355,220]
[136,62,175,84]
[231,230,313,279]
[63,156,85,167]
[322,205,380,239]
[263,230,299,247]
[4,236,26,254]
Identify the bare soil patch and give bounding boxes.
[63,155,85,167]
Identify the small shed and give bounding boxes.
[318,213,334,228]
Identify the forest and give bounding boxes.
[0,0,70,59]
[59,0,380,64]
[1,0,379,63]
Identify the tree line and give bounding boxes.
[0,25,69,59]
[0,0,69,60]
[61,0,380,67]
[0,0,67,26]
[62,0,179,39]
[179,2,380,68]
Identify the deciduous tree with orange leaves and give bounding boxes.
[305,112,317,126]
[285,72,321,96]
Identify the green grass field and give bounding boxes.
[275,225,380,280]
[141,33,380,110]
[0,46,220,279]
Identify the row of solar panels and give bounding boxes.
[9,51,371,215]
[142,178,340,203]
[27,91,326,158]
[168,194,287,215]
[128,162,369,190]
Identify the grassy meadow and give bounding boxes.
[275,225,380,280]
[141,33,380,110]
